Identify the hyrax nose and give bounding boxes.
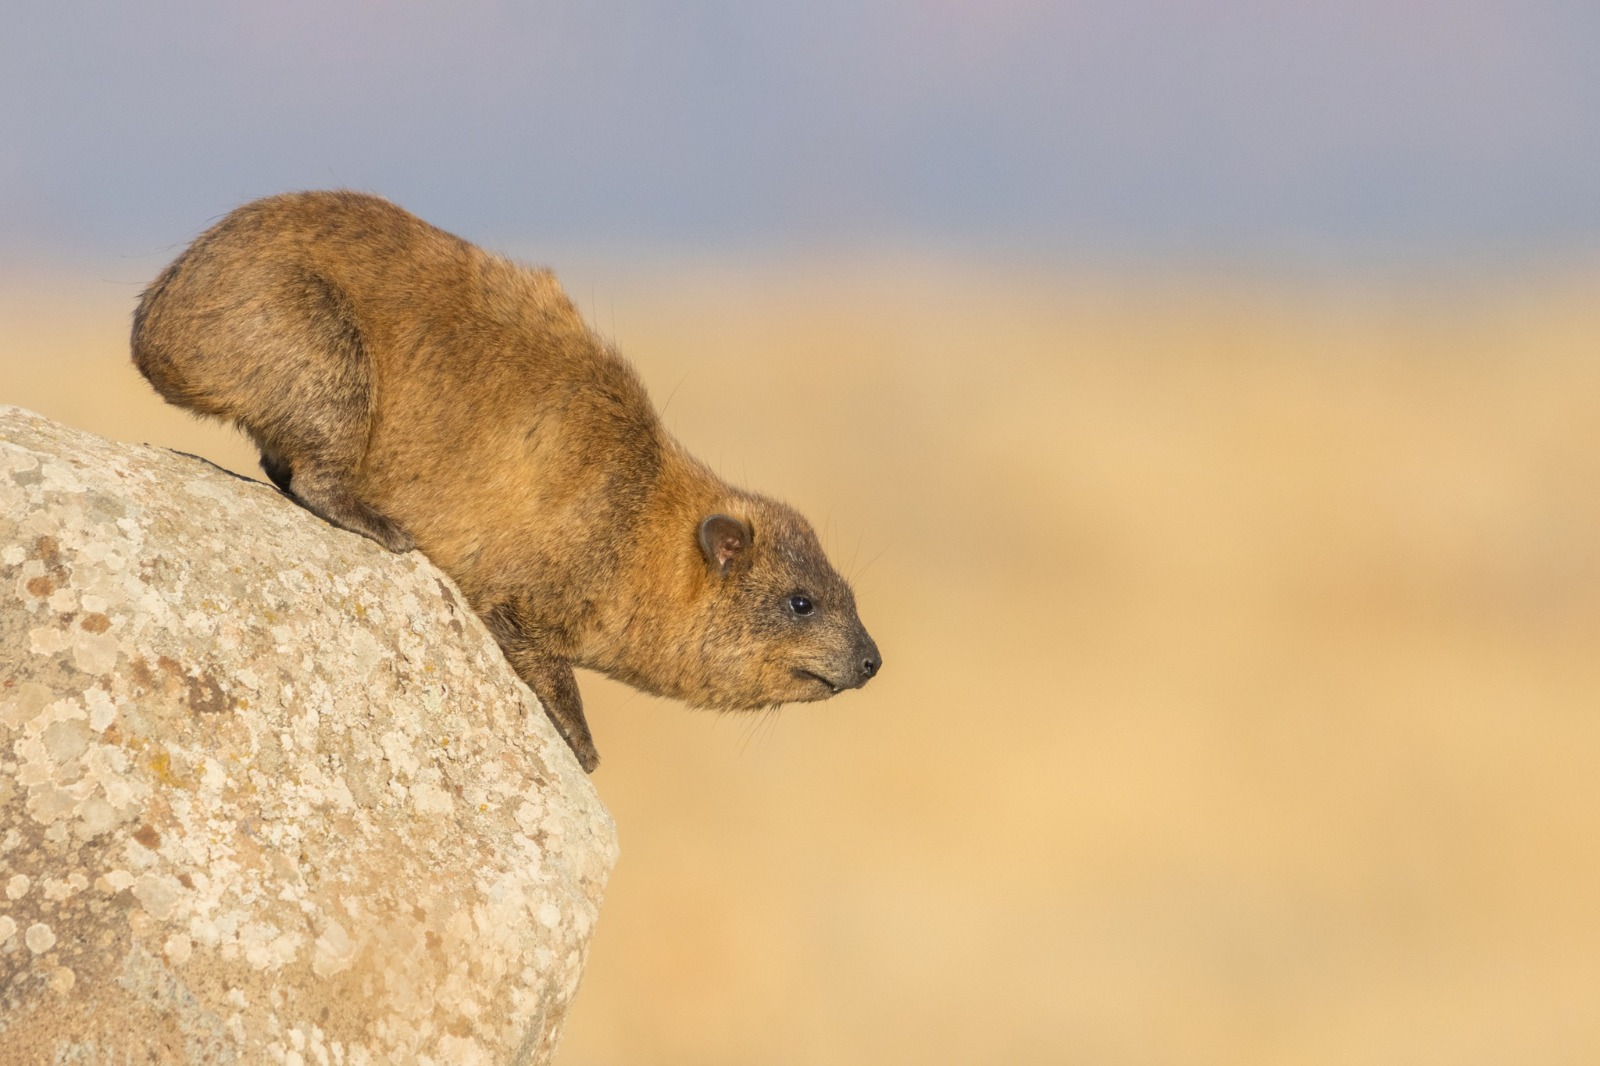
[857,638,882,685]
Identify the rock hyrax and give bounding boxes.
[131,190,881,771]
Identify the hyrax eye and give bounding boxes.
[787,594,815,616]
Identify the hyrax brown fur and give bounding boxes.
[131,190,880,772]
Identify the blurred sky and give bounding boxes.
[4,0,1600,265]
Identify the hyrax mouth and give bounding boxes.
[793,668,843,695]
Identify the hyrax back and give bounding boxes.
[132,190,881,771]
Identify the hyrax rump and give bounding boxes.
[131,190,880,772]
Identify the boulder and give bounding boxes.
[0,406,617,1065]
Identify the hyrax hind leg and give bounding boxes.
[241,277,415,553]
[255,429,414,554]
[136,261,414,553]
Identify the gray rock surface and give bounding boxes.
[0,406,618,1065]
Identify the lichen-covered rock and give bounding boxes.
[0,406,618,1065]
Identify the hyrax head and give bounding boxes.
[687,495,880,711]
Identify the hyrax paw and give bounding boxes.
[371,521,416,553]
[567,735,600,774]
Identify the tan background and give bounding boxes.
[4,258,1598,1064]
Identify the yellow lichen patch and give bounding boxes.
[145,749,189,790]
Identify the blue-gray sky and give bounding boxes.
[4,0,1599,263]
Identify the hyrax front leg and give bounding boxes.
[513,654,600,773]
[482,602,600,770]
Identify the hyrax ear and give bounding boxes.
[698,514,752,577]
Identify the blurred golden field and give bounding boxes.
[4,257,1599,1065]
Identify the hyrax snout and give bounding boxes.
[130,190,880,771]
